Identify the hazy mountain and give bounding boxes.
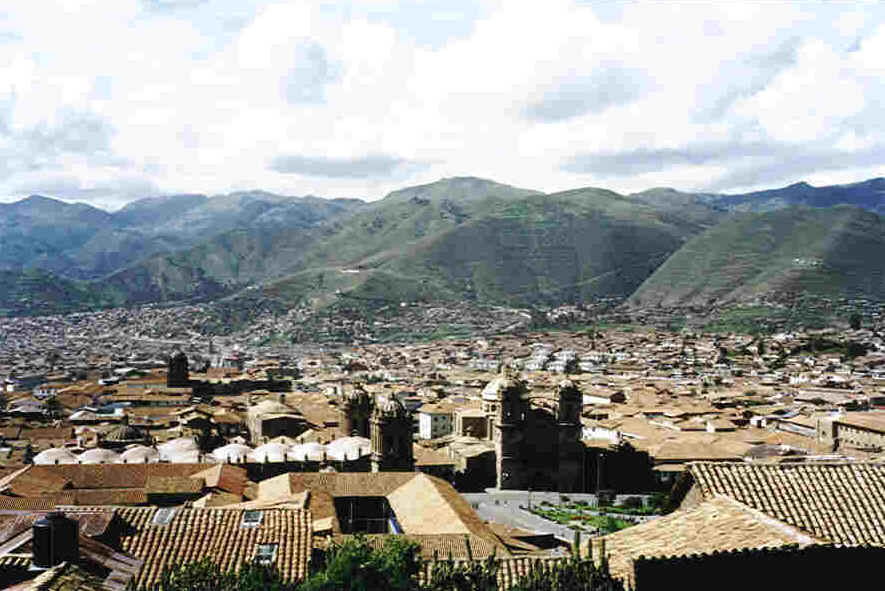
[709,178,885,214]
[7,176,885,318]
[629,205,885,307]
[108,177,722,310]
[0,190,364,281]
[112,193,209,227]
[0,196,112,276]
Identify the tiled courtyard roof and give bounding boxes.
[115,506,312,589]
[688,462,885,546]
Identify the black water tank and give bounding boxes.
[32,512,79,568]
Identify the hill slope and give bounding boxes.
[0,191,363,281]
[629,205,885,307]
[0,270,123,317]
[251,178,721,310]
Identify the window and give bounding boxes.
[152,507,176,526]
[255,543,278,565]
[241,510,263,528]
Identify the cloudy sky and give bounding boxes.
[1,0,884,209]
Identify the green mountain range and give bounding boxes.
[629,205,885,308]
[2,176,885,318]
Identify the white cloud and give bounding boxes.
[0,0,884,207]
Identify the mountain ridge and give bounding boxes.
[5,176,885,318]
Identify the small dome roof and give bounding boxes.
[78,448,120,464]
[288,442,326,461]
[212,443,252,463]
[163,449,203,463]
[157,437,198,452]
[157,437,199,461]
[249,442,288,463]
[118,445,160,463]
[33,448,78,465]
[325,436,371,461]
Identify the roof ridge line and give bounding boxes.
[709,494,826,545]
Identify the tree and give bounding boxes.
[45,396,62,419]
[153,557,296,591]
[300,535,421,591]
[849,313,862,330]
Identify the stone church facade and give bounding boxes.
[483,375,584,492]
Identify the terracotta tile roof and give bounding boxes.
[144,476,204,495]
[259,472,510,556]
[18,427,75,441]
[0,495,75,510]
[413,445,455,467]
[114,506,312,589]
[589,495,821,585]
[0,508,117,546]
[688,462,885,546]
[17,464,214,491]
[188,465,248,496]
[283,472,416,497]
[68,489,150,506]
[4,467,71,497]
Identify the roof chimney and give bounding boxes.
[32,512,79,569]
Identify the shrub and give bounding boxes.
[619,496,643,511]
[153,557,296,591]
[301,535,421,591]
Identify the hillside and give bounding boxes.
[8,176,885,319]
[628,205,885,308]
[0,270,123,317]
[0,191,363,281]
[0,177,727,315]
[250,178,721,310]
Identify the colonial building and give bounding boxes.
[340,387,414,473]
[484,375,583,492]
[246,395,308,444]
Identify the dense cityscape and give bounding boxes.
[4,1,885,589]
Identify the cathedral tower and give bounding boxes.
[555,379,583,492]
[167,351,190,388]
[370,395,414,472]
[485,375,527,489]
[341,385,374,438]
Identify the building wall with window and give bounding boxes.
[418,410,453,440]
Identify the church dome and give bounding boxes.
[481,376,526,401]
[375,395,408,418]
[556,379,581,400]
[343,386,371,404]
